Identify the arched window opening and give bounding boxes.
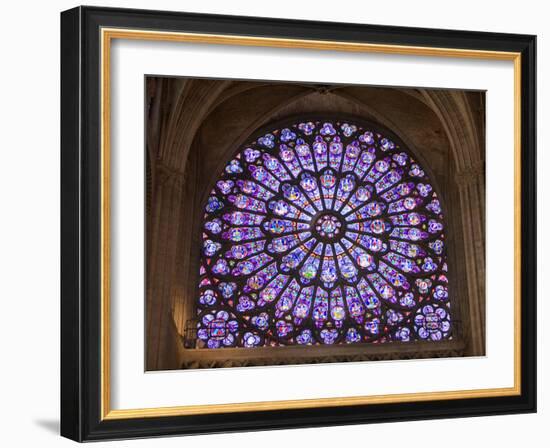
[196,118,451,348]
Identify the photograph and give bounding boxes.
[145,77,486,370]
[55,3,540,442]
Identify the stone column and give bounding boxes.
[145,163,185,370]
[455,162,486,356]
[171,145,201,339]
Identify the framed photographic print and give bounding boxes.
[60,6,537,442]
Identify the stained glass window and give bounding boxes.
[196,119,451,348]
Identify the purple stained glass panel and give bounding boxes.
[197,119,451,348]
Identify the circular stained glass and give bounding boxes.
[196,119,451,348]
[315,214,342,239]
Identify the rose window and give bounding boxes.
[197,119,451,348]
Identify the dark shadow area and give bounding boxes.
[33,419,59,435]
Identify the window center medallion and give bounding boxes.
[314,214,343,240]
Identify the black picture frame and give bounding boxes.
[61,5,536,442]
